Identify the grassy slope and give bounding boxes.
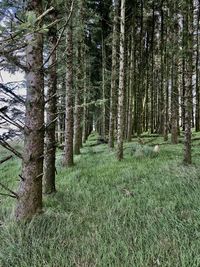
[0,133,200,267]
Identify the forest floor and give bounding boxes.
[1,132,200,267]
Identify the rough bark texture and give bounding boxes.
[136,0,144,136]
[43,10,57,194]
[195,0,200,132]
[15,0,44,220]
[117,0,125,160]
[150,5,155,134]
[163,50,169,141]
[109,0,118,149]
[82,51,88,143]
[171,11,179,144]
[127,25,134,141]
[74,74,82,155]
[74,0,84,155]
[101,35,106,139]
[63,13,74,167]
[159,4,165,135]
[183,0,193,165]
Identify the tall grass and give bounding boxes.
[0,134,200,266]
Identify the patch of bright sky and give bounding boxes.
[0,70,24,83]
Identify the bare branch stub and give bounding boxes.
[0,155,13,165]
[0,182,19,199]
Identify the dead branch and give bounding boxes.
[0,83,25,104]
[42,0,74,68]
[0,140,22,158]
[0,51,27,72]
[0,114,24,131]
[45,117,58,129]
[36,6,54,23]
[0,192,17,198]
[0,182,18,199]
[0,155,12,165]
[45,93,58,105]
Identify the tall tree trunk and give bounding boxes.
[43,9,57,194]
[127,26,135,141]
[183,0,193,164]
[82,48,88,143]
[57,82,65,144]
[171,10,179,144]
[109,0,118,148]
[150,5,155,134]
[74,45,83,155]
[136,0,144,136]
[163,40,169,141]
[145,31,150,133]
[74,0,84,155]
[117,0,125,160]
[101,34,106,138]
[195,0,200,131]
[15,0,44,220]
[63,8,74,167]
[159,2,165,135]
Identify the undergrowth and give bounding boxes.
[0,133,200,266]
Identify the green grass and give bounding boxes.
[1,134,200,266]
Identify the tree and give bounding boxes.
[74,0,85,155]
[15,0,45,220]
[170,3,179,144]
[195,0,200,131]
[43,8,58,194]
[117,0,125,161]
[109,0,118,148]
[63,0,74,167]
[183,0,193,164]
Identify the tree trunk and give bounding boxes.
[150,5,155,134]
[74,1,84,155]
[136,0,144,136]
[159,3,165,135]
[171,11,179,144]
[15,0,44,220]
[127,24,135,141]
[109,0,118,149]
[117,0,125,160]
[63,10,74,167]
[183,0,193,164]
[101,34,106,139]
[163,44,169,141]
[43,10,57,194]
[82,48,88,143]
[195,0,200,131]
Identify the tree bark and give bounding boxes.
[74,0,84,155]
[150,5,155,134]
[74,46,83,155]
[43,9,57,194]
[15,0,44,220]
[183,0,193,164]
[117,0,125,160]
[171,10,179,144]
[63,8,74,167]
[127,24,135,141]
[195,0,200,131]
[109,0,118,149]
